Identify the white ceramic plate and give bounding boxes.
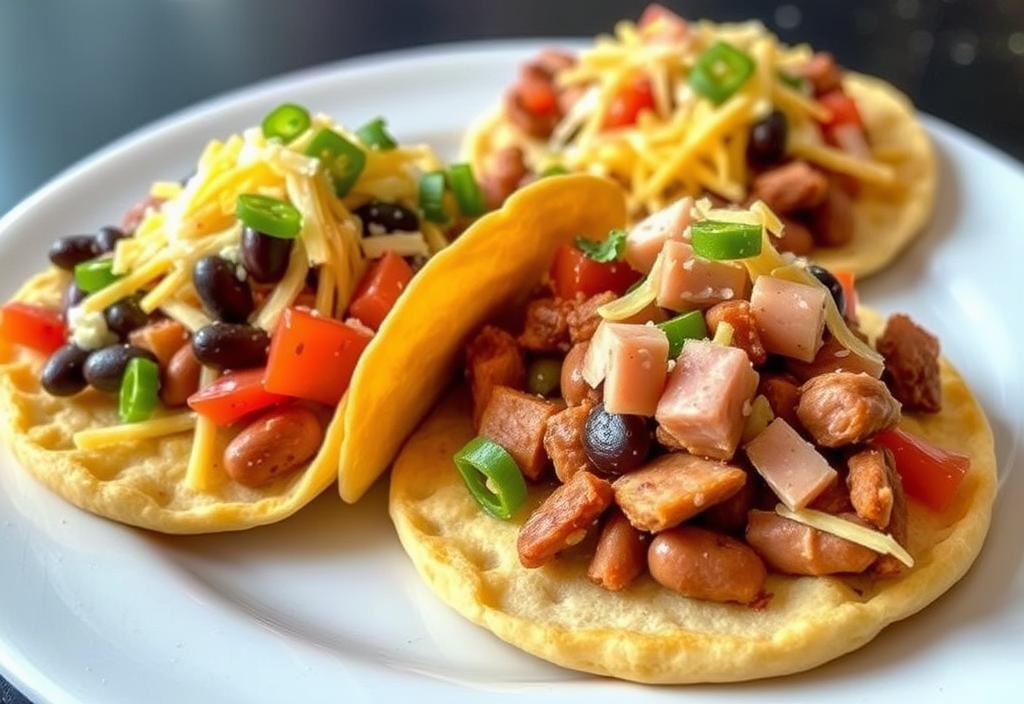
[1,42,1021,704]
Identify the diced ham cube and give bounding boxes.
[583,321,668,416]
[654,340,759,460]
[613,452,747,532]
[750,276,826,363]
[479,386,558,481]
[656,240,749,313]
[625,197,693,274]
[744,417,837,510]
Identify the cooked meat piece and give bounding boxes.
[518,470,613,568]
[479,386,558,481]
[613,453,747,532]
[128,319,189,368]
[775,216,815,256]
[797,372,901,447]
[543,401,594,483]
[876,314,942,413]
[872,457,909,578]
[121,194,166,233]
[625,197,694,274]
[648,526,766,604]
[567,292,616,344]
[467,326,526,428]
[786,334,884,383]
[847,445,897,530]
[750,275,826,363]
[705,300,767,366]
[560,341,601,406]
[700,472,757,535]
[810,183,854,247]
[518,297,573,353]
[481,146,528,210]
[745,418,837,510]
[588,321,669,416]
[758,374,802,428]
[808,473,854,514]
[792,52,843,95]
[751,161,829,214]
[746,510,878,575]
[587,509,648,591]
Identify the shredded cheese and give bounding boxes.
[361,233,430,259]
[73,413,196,450]
[158,300,211,333]
[775,504,915,568]
[80,256,173,314]
[184,367,220,492]
[790,139,896,186]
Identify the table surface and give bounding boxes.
[1,0,1021,701]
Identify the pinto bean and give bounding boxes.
[161,344,201,407]
[560,341,599,406]
[797,372,901,447]
[587,509,648,591]
[518,470,613,568]
[648,526,766,604]
[745,509,877,575]
[129,319,189,368]
[223,405,323,487]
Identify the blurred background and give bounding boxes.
[0,0,1021,700]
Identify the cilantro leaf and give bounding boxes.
[575,228,627,263]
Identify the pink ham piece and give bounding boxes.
[624,197,693,274]
[745,417,837,510]
[583,321,669,416]
[750,276,826,363]
[656,240,749,313]
[655,340,759,460]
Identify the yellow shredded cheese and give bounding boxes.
[73,413,196,450]
[790,139,896,186]
[255,240,309,331]
[150,181,183,199]
[184,367,220,492]
[776,504,914,567]
[158,300,211,333]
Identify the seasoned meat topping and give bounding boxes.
[876,314,942,413]
[847,445,897,529]
[705,300,767,366]
[466,326,526,428]
[479,386,558,481]
[751,161,829,214]
[518,470,614,568]
[519,297,573,353]
[567,292,616,344]
[797,372,901,447]
[543,401,595,483]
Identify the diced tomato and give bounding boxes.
[549,244,641,300]
[263,307,372,405]
[834,270,857,320]
[187,368,287,426]
[518,73,558,116]
[603,76,656,129]
[348,251,414,331]
[0,302,66,354]
[819,89,865,145]
[873,428,970,513]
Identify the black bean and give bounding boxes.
[807,264,846,315]
[103,298,150,338]
[241,227,292,284]
[354,201,419,235]
[40,344,90,396]
[192,255,254,323]
[62,281,87,318]
[748,110,788,166]
[583,403,651,477]
[191,323,269,370]
[48,235,99,271]
[83,344,157,393]
[94,226,129,254]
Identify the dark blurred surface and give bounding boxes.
[0,0,1021,700]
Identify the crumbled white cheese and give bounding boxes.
[67,306,116,351]
[219,244,242,265]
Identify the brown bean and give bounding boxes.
[224,406,323,487]
[560,341,598,406]
[161,344,202,407]
[648,526,766,604]
[745,509,877,575]
[129,319,189,368]
[587,509,648,591]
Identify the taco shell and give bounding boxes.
[389,307,995,683]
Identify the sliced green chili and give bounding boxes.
[304,128,366,197]
[355,117,397,150]
[657,311,708,358]
[454,436,528,520]
[74,259,120,294]
[235,194,303,239]
[689,41,756,105]
[447,163,486,217]
[690,220,763,260]
[418,170,448,224]
[527,358,562,397]
[261,103,311,143]
[118,356,160,423]
[540,164,569,177]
